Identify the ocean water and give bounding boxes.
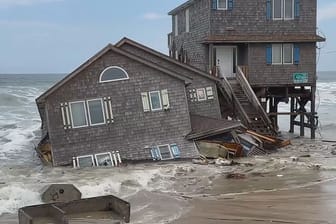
[0,72,336,223]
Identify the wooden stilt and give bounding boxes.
[289,97,295,133]
[311,86,316,139]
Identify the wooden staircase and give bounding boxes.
[217,67,277,136]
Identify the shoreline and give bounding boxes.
[172,179,336,224]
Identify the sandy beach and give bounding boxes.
[173,180,336,224]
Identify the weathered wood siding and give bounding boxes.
[119,43,222,119]
[210,0,316,35]
[170,0,211,72]
[45,50,198,166]
[248,43,316,87]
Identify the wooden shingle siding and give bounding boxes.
[248,43,316,87]
[45,50,198,166]
[119,42,222,119]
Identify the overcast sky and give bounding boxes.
[0,0,334,73]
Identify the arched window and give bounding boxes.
[99,66,129,83]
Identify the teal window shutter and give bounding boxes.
[170,144,181,158]
[266,44,272,65]
[228,0,234,10]
[294,44,300,64]
[266,0,272,20]
[295,0,300,18]
[212,0,217,9]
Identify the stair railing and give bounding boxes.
[236,66,277,135]
[216,66,251,126]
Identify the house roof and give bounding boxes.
[115,37,220,82]
[36,44,192,103]
[202,34,326,44]
[168,0,195,15]
[186,114,244,140]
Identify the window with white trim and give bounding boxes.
[197,88,207,101]
[66,97,113,129]
[174,15,178,36]
[99,66,129,83]
[158,145,173,160]
[142,89,170,112]
[87,99,105,126]
[217,0,228,10]
[69,101,88,128]
[272,44,293,64]
[185,8,190,33]
[273,0,294,20]
[149,91,162,111]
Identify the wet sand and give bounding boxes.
[173,180,336,224]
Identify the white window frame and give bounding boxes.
[284,0,294,20]
[272,44,293,65]
[149,91,162,111]
[99,66,129,83]
[272,44,283,65]
[282,43,294,64]
[87,98,106,126]
[76,155,95,168]
[69,101,89,128]
[217,0,228,10]
[158,144,173,160]
[273,0,294,20]
[197,88,207,101]
[94,152,113,167]
[174,15,178,36]
[185,8,190,33]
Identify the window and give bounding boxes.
[149,91,162,111]
[76,155,95,168]
[69,101,88,128]
[95,152,113,167]
[272,44,282,64]
[174,15,178,36]
[212,0,233,10]
[142,90,170,112]
[283,44,293,64]
[99,66,129,83]
[87,99,105,126]
[271,44,293,64]
[185,8,190,32]
[197,88,207,101]
[273,0,294,20]
[158,145,173,160]
[217,0,227,10]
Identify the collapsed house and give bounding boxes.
[36,0,323,167]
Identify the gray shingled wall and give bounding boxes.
[210,0,316,35]
[45,50,198,166]
[171,0,211,72]
[248,43,316,87]
[119,43,222,119]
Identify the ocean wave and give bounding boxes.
[0,185,41,215]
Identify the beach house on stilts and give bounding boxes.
[168,0,325,138]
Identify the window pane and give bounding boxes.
[159,145,172,160]
[150,92,162,110]
[218,0,227,9]
[273,0,282,19]
[272,44,282,64]
[197,88,206,101]
[283,44,293,64]
[70,102,87,127]
[284,0,293,18]
[96,153,113,167]
[78,156,94,168]
[88,100,105,125]
[100,67,128,82]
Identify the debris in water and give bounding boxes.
[226,173,246,179]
